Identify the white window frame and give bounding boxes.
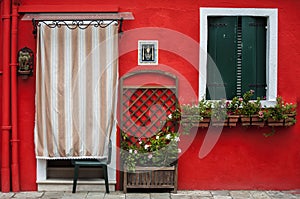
[199,8,278,106]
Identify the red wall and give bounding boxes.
[1,0,299,191]
[0,1,3,190]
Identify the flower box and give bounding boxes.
[267,114,296,127]
[194,117,211,128]
[240,115,265,127]
[123,165,178,193]
[182,117,211,128]
[211,115,240,127]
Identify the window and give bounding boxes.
[199,8,278,106]
[207,16,266,100]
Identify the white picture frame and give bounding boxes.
[138,40,158,65]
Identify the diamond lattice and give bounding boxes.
[121,86,178,145]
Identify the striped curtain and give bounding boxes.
[34,23,118,159]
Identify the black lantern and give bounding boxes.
[18,47,33,79]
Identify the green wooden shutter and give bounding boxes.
[241,17,267,99]
[207,17,237,100]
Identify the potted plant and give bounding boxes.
[121,120,180,192]
[180,99,212,131]
[239,90,265,127]
[210,98,240,127]
[264,97,297,126]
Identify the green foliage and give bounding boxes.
[226,96,242,115]
[263,96,297,121]
[121,127,180,172]
[178,90,297,131]
[211,99,227,121]
[239,90,262,116]
[180,99,212,133]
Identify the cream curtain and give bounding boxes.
[34,23,118,159]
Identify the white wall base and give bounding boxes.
[37,179,116,192]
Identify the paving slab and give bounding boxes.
[0,192,15,199]
[41,191,65,199]
[86,192,105,199]
[230,191,253,199]
[211,191,231,196]
[12,191,44,198]
[190,196,213,199]
[213,196,232,199]
[61,191,88,199]
[150,193,171,199]
[266,191,298,199]
[170,194,191,199]
[104,192,126,199]
[175,191,212,197]
[126,193,151,199]
[250,191,271,199]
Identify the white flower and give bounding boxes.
[139,141,142,145]
[129,149,133,154]
[178,148,182,153]
[144,144,150,150]
[174,136,180,142]
[166,134,171,140]
[168,114,172,119]
[148,154,153,159]
[156,135,160,140]
[134,150,138,154]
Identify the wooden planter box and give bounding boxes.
[193,117,210,128]
[181,115,210,129]
[240,115,265,127]
[123,165,178,193]
[267,114,296,127]
[211,115,240,127]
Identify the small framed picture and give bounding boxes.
[138,40,158,65]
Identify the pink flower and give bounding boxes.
[148,154,153,159]
[134,150,138,154]
[226,101,230,107]
[239,98,243,102]
[250,90,255,94]
[258,111,264,118]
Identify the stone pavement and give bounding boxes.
[1,190,300,199]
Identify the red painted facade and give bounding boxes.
[1,0,300,192]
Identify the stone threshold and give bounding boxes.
[37,178,116,192]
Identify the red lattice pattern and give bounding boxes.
[121,86,178,144]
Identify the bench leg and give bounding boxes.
[72,165,79,193]
[103,165,109,193]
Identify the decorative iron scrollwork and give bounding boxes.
[32,18,123,37]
